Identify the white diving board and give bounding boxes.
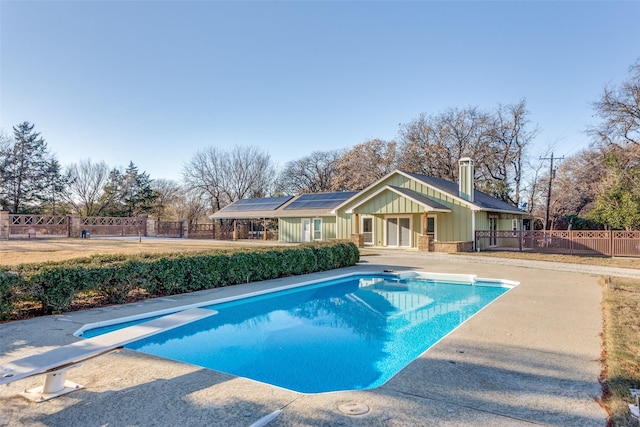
[0,307,217,402]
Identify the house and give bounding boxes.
[211,158,527,252]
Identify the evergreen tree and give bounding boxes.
[122,162,157,216]
[100,168,125,216]
[0,122,53,213]
[100,162,157,217]
[41,159,69,214]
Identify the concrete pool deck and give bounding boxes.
[1,251,629,426]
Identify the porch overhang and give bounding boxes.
[343,185,452,214]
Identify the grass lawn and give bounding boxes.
[459,250,640,270]
[0,237,290,266]
[602,277,640,426]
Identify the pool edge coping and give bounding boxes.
[74,271,519,337]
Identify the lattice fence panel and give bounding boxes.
[9,215,69,237]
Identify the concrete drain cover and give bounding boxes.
[338,402,370,415]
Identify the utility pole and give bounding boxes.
[540,153,564,230]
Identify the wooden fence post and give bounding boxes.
[518,230,523,251]
[0,211,8,240]
[609,230,613,257]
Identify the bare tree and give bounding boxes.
[182,146,226,212]
[64,159,111,216]
[173,186,208,226]
[397,107,493,182]
[486,100,538,205]
[548,150,604,229]
[223,145,275,201]
[586,59,640,229]
[397,104,535,205]
[331,139,397,191]
[183,145,275,211]
[589,59,640,148]
[149,179,182,220]
[276,150,343,194]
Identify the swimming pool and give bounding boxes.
[80,272,517,393]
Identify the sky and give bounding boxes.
[1,1,639,182]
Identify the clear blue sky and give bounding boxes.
[1,1,639,182]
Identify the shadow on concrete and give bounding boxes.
[6,368,295,427]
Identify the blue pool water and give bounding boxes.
[84,274,512,393]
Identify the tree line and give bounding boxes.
[1,59,638,230]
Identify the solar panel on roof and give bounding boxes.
[222,196,293,212]
[284,192,358,210]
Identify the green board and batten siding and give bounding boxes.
[279,216,338,243]
[335,174,476,245]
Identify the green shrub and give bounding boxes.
[29,266,89,314]
[0,269,20,321]
[92,260,149,304]
[2,241,360,320]
[143,257,185,296]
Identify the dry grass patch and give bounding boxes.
[601,277,640,426]
[462,251,640,270]
[0,238,290,266]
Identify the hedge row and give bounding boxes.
[0,242,359,320]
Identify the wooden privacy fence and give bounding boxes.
[475,230,640,257]
[1,213,278,241]
[8,214,69,238]
[80,216,147,237]
[155,221,183,238]
[3,214,148,239]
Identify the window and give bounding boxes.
[313,218,322,241]
[362,216,373,246]
[426,215,436,241]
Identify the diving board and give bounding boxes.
[0,307,217,402]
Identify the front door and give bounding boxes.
[386,217,411,247]
[489,216,498,246]
[301,218,311,242]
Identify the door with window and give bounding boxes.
[301,219,311,242]
[489,216,498,246]
[362,216,373,246]
[426,215,437,251]
[386,217,411,247]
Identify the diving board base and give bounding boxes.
[1,307,217,402]
[21,364,83,402]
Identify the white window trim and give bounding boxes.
[361,215,374,246]
[312,218,322,241]
[426,214,438,242]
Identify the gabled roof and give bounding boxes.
[334,169,526,215]
[211,169,526,220]
[401,170,525,214]
[345,185,451,214]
